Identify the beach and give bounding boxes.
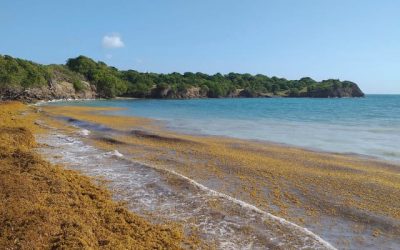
[0,102,196,249]
[32,102,400,249]
[2,1,400,248]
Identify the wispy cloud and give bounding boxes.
[102,34,124,48]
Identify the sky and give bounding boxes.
[1,0,399,94]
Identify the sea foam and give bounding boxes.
[37,131,336,249]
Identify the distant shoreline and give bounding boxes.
[1,54,364,103]
[41,95,400,164]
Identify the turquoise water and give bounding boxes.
[49,95,400,163]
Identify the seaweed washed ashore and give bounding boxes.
[0,102,195,249]
[36,104,400,249]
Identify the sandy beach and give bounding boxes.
[2,1,399,248]
[0,102,197,249]
[32,104,400,249]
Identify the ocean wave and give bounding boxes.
[37,131,335,249]
[130,160,336,250]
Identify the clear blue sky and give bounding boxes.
[1,0,399,93]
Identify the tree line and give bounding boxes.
[1,54,360,98]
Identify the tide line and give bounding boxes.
[126,158,336,250]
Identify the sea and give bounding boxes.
[39,94,400,249]
[49,94,400,163]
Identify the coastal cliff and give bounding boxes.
[1,80,96,102]
[0,54,364,102]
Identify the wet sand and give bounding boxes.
[37,105,400,249]
[0,102,190,249]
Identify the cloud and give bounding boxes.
[102,34,124,48]
[105,54,113,59]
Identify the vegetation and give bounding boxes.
[0,102,190,249]
[65,56,362,98]
[66,56,127,97]
[0,54,363,98]
[47,64,87,91]
[0,55,50,89]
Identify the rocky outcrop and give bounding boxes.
[238,89,254,98]
[237,89,273,98]
[304,84,365,98]
[0,80,96,103]
[0,76,364,102]
[182,87,208,98]
[150,86,208,99]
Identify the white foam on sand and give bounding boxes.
[37,131,336,249]
[78,129,91,136]
[34,98,97,106]
[107,150,123,158]
[130,161,337,250]
[112,150,124,157]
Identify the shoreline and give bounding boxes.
[40,95,400,165]
[36,128,336,249]
[30,93,370,107]
[41,99,400,169]
[36,105,335,249]
[0,102,194,249]
[3,99,398,248]
[38,103,400,249]
[162,123,400,167]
